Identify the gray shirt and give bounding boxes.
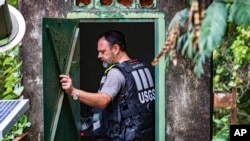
[99,68,126,101]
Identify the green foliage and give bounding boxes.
[230,26,250,64]
[168,8,189,31]
[0,46,23,99]
[167,0,250,140]
[211,1,250,140]
[212,108,230,141]
[1,115,31,141]
[237,90,250,125]
[7,0,18,8]
[199,2,228,56]
[229,0,250,28]
[173,1,228,77]
[187,1,228,77]
[0,1,29,140]
[1,0,29,135]
[0,46,30,141]
[212,25,250,141]
[213,26,250,92]
[169,0,250,78]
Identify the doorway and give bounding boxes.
[42,12,166,140]
[79,22,155,140]
[67,11,166,141]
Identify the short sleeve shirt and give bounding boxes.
[99,68,126,101]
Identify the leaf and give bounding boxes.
[26,122,31,127]
[3,87,13,96]
[233,65,241,70]
[3,57,12,66]
[14,128,23,135]
[228,81,236,87]
[229,0,250,28]
[216,66,224,74]
[13,86,24,96]
[5,74,15,81]
[3,94,18,100]
[199,1,228,53]
[3,67,12,75]
[4,80,15,88]
[213,119,222,124]
[180,1,228,77]
[177,33,187,52]
[212,138,227,141]
[168,8,189,31]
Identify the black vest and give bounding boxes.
[93,59,155,141]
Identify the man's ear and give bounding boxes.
[112,44,120,55]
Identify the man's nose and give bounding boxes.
[98,53,102,59]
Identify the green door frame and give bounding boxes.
[67,11,166,141]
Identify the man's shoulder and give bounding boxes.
[108,68,124,77]
[115,59,150,72]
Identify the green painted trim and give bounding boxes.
[72,0,157,9]
[67,11,164,19]
[67,12,166,141]
[155,16,166,141]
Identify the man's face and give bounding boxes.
[97,37,116,68]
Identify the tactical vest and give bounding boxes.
[92,59,155,141]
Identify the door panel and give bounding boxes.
[42,18,80,141]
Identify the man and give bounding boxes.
[60,30,155,141]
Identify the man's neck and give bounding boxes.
[116,52,130,63]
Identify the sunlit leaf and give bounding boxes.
[5,74,15,81]
[3,57,12,66]
[212,138,227,141]
[228,81,236,87]
[3,94,18,100]
[3,87,13,96]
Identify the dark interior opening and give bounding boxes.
[79,22,154,139]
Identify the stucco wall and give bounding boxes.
[19,0,72,140]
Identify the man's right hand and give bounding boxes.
[59,74,74,96]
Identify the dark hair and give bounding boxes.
[97,30,127,51]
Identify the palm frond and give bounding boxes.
[168,8,189,31]
[180,1,228,77]
[194,1,228,77]
[229,0,250,28]
[199,1,228,54]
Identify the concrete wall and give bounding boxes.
[19,1,72,140]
